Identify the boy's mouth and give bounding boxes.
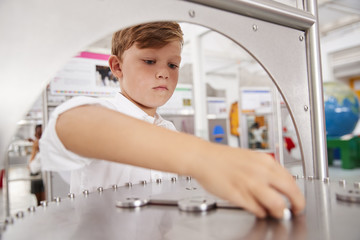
[153,85,168,90]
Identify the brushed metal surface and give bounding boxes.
[2,178,360,240]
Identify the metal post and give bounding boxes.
[191,34,209,140]
[3,150,10,217]
[42,87,53,201]
[305,0,329,179]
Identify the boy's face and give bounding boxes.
[115,41,182,116]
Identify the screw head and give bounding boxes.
[125,182,133,188]
[53,197,61,203]
[299,35,304,41]
[188,10,195,18]
[304,105,309,111]
[83,190,89,196]
[97,187,104,192]
[156,178,162,184]
[252,24,258,31]
[140,180,147,185]
[323,177,330,183]
[171,177,177,182]
[112,184,118,190]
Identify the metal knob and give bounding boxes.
[178,197,216,212]
[68,193,75,199]
[28,206,36,212]
[116,197,149,208]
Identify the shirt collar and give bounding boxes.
[114,92,160,124]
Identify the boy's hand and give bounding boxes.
[191,145,305,219]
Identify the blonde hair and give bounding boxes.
[111,22,183,59]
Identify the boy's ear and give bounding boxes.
[108,55,123,79]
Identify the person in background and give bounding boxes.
[29,124,45,205]
[40,21,305,219]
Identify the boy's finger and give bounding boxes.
[252,186,287,219]
[269,168,306,215]
[229,188,267,219]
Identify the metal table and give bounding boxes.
[2,177,360,240]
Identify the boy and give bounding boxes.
[40,22,305,219]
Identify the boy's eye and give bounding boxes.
[168,63,179,69]
[143,60,155,65]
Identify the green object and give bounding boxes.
[327,136,360,169]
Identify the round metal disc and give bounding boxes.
[116,197,149,208]
[335,189,360,203]
[178,197,216,212]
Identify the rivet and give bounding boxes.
[54,197,61,203]
[339,179,346,186]
[5,217,14,225]
[171,177,177,182]
[188,10,195,18]
[299,35,304,41]
[140,180,147,185]
[323,177,330,183]
[97,187,104,192]
[304,105,309,111]
[125,182,133,188]
[354,182,360,188]
[83,189,89,196]
[15,211,24,218]
[68,193,75,199]
[156,178,162,184]
[252,24,258,31]
[186,176,192,181]
[28,206,36,212]
[112,184,118,190]
[40,201,48,207]
[307,176,314,180]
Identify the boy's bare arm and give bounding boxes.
[56,105,305,219]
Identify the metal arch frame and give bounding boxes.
[0,0,327,217]
[183,0,328,179]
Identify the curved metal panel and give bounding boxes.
[0,0,315,175]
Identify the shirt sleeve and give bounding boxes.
[39,96,112,171]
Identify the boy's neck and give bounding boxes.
[120,92,157,117]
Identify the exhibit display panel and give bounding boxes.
[0,0,338,238]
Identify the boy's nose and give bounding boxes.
[155,68,169,79]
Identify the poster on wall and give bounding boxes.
[50,52,119,97]
[158,84,194,115]
[240,88,272,113]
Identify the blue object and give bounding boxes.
[213,125,225,143]
[324,82,360,137]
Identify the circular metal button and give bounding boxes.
[178,197,216,212]
[116,197,149,208]
[336,189,360,203]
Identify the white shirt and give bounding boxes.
[40,93,177,194]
